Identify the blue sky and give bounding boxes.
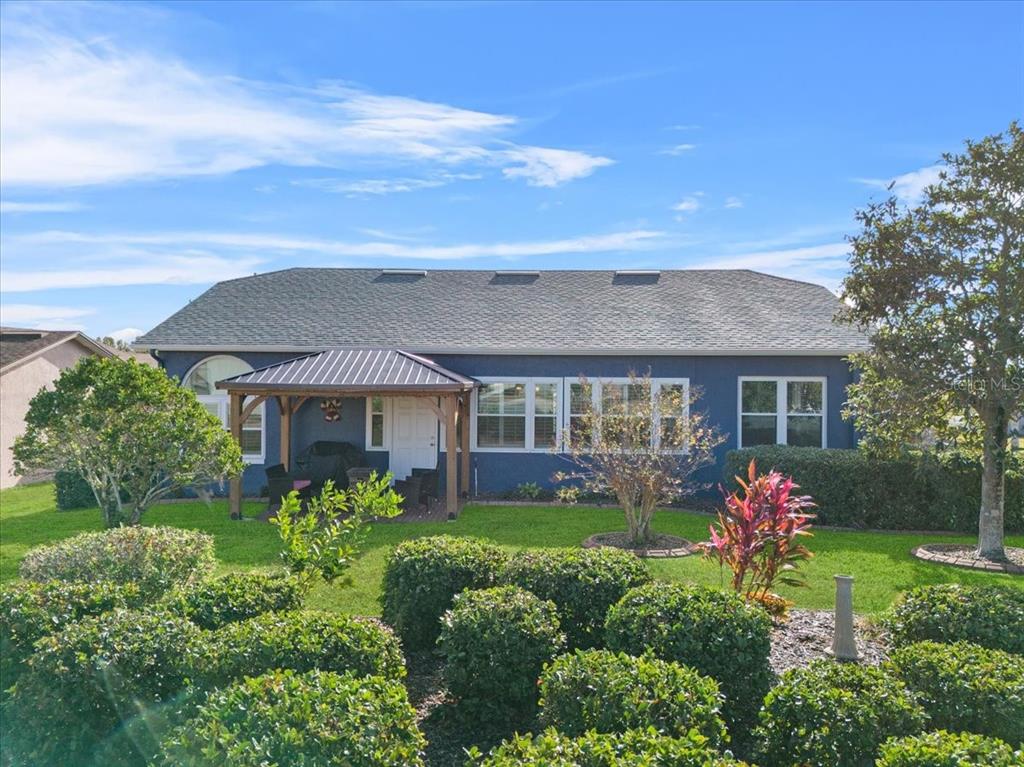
[1,0,1021,343]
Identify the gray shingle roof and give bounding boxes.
[0,328,113,373]
[136,268,869,355]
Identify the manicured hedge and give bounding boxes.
[160,669,425,767]
[883,584,1024,654]
[472,727,746,766]
[889,641,1024,746]
[754,660,925,767]
[499,546,651,648]
[877,731,1022,767]
[380,535,508,650]
[538,649,727,747]
[438,585,565,723]
[162,571,303,629]
[604,583,772,735]
[54,469,96,510]
[723,446,1024,532]
[19,526,216,597]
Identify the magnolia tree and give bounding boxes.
[13,356,243,527]
[555,373,725,545]
[840,122,1023,561]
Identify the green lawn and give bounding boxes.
[2,482,1021,616]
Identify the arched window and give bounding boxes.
[183,355,265,462]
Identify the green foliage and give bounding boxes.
[12,356,243,527]
[203,610,405,686]
[159,669,425,767]
[2,608,204,766]
[754,660,926,767]
[0,579,142,689]
[380,535,508,650]
[470,727,747,767]
[272,473,401,586]
[18,525,216,597]
[889,641,1024,746]
[877,731,1022,767]
[515,481,545,500]
[883,584,1024,654]
[604,583,772,735]
[723,446,1024,532]
[538,649,727,747]
[499,546,651,648]
[161,571,303,629]
[438,585,565,723]
[54,469,96,510]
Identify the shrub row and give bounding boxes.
[877,731,1022,767]
[723,446,1024,532]
[161,571,304,629]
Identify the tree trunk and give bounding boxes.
[976,405,1008,561]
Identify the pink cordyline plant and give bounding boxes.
[703,460,816,605]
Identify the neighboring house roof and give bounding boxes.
[135,268,871,356]
[217,348,476,393]
[0,327,114,374]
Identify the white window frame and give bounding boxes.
[737,376,827,449]
[364,395,392,452]
[470,377,564,453]
[183,355,266,464]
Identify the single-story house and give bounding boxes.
[0,327,115,489]
[135,268,870,516]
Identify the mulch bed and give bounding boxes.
[911,543,1024,575]
[582,531,700,558]
[769,609,889,674]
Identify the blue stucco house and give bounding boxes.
[135,267,869,515]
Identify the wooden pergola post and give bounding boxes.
[459,394,471,496]
[228,392,243,520]
[443,393,458,517]
[277,395,292,471]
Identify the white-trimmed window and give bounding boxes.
[365,395,389,450]
[738,377,826,448]
[183,355,265,462]
[472,378,562,452]
[561,377,690,451]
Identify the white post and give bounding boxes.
[830,574,860,661]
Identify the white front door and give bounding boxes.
[390,397,438,480]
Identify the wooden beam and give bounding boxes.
[240,394,268,424]
[444,394,458,517]
[423,397,445,422]
[459,394,470,496]
[278,395,292,471]
[290,396,309,415]
[228,392,243,520]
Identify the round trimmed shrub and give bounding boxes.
[19,526,216,597]
[754,660,926,767]
[473,727,746,766]
[204,610,405,685]
[877,731,1021,767]
[499,546,651,649]
[604,583,771,733]
[883,584,1024,654]
[160,669,425,766]
[381,535,508,650]
[162,571,303,629]
[538,649,727,747]
[1,579,142,689]
[438,585,565,722]
[889,640,1024,745]
[3,608,204,766]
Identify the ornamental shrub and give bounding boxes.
[162,571,303,629]
[0,579,142,689]
[499,546,651,648]
[54,469,96,510]
[888,641,1024,745]
[604,583,772,735]
[3,608,204,767]
[438,585,565,723]
[754,660,925,767]
[203,610,405,686]
[380,535,508,650]
[883,584,1024,654]
[471,727,747,767]
[160,669,425,767]
[877,731,1022,767]
[538,649,727,747]
[19,525,216,598]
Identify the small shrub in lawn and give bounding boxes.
[203,610,405,686]
[19,526,216,598]
[889,640,1024,746]
[162,571,303,629]
[438,585,565,723]
[471,727,747,766]
[877,731,1022,767]
[0,579,142,689]
[500,546,651,648]
[538,649,727,747]
[3,608,204,767]
[380,535,508,650]
[54,469,96,510]
[754,660,925,767]
[883,584,1024,654]
[604,583,772,734]
[160,669,425,767]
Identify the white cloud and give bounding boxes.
[695,242,851,290]
[724,196,744,209]
[500,146,614,187]
[107,327,143,344]
[296,172,481,196]
[666,124,701,131]
[672,196,701,214]
[660,143,697,156]
[0,302,93,329]
[0,200,85,213]
[855,165,943,203]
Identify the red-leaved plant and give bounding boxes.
[703,460,816,611]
